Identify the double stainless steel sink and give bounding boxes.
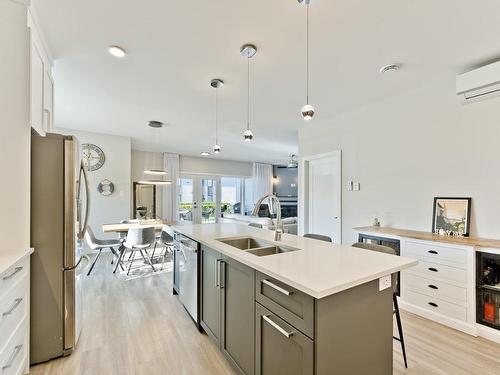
[217,237,299,257]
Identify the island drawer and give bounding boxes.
[0,258,28,300]
[404,272,467,306]
[409,260,467,285]
[404,290,467,321]
[404,241,467,267]
[256,272,314,338]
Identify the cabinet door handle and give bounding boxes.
[428,250,438,255]
[2,344,23,370]
[219,261,226,289]
[2,267,23,280]
[214,259,220,288]
[262,279,293,296]
[428,267,438,272]
[428,285,438,290]
[2,298,23,316]
[428,302,438,308]
[262,315,293,338]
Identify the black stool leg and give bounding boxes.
[87,248,102,276]
[393,293,408,368]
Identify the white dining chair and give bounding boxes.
[85,226,123,275]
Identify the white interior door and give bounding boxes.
[306,152,341,243]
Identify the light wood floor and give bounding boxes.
[30,254,500,375]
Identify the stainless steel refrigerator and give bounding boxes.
[30,133,90,364]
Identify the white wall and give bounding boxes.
[299,74,500,245]
[58,128,131,239]
[180,155,252,176]
[0,1,30,253]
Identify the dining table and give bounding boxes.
[102,220,175,233]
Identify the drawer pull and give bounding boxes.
[2,344,23,370]
[428,302,438,308]
[2,298,23,316]
[262,315,294,338]
[428,285,438,290]
[428,267,438,272]
[428,250,438,255]
[2,266,23,280]
[262,279,293,296]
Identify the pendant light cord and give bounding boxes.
[247,55,250,130]
[215,87,218,144]
[306,4,310,105]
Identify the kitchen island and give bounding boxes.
[173,223,417,375]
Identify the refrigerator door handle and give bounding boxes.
[77,162,90,240]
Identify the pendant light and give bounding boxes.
[299,0,315,121]
[240,44,257,141]
[140,121,172,185]
[211,78,224,154]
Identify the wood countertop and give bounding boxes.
[354,226,500,249]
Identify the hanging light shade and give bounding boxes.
[211,78,224,154]
[240,44,257,141]
[299,0,315,121]
[141,121,172,185]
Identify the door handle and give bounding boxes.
[262,315,293,338]
[262,279,293,296]
[428,250,438,255]
[219,261,226,289]
[215,259,220,288]
[428,302,438,308]
[2,345,23,370]
[428,267,438,272]
[428,285,438,290]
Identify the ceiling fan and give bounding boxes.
[277,154,298,169]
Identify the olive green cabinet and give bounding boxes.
[200,246,222,345]
[255,303,313,375]
[200,246,255,375]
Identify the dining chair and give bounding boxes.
[304,233,333,242]
[248,222,263,228]
[352,242,408,368]
[85,226,123,275]
[151,226,174,270]
[118,226,156,275]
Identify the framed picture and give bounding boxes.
[432,197,472,236]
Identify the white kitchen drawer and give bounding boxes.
[404,272,467,305]
[405,241,467,267]
[409,260,467,285]
[0,318,27,375]
[404,290,467,321]
[0,258,28,300]
[0,274,28,354]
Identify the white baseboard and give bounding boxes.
[477,325,500,344]
[399,301,478,336]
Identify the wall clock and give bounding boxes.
[82,143,105,171]
[97,179,114,196]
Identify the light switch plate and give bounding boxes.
[347,181,353,191]
[379,275,391,291]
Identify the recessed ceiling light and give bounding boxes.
[200,152,210,156]
[108,45,126,58]
[379,64,401,74]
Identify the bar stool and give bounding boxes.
[120,226,156,275]
[304,233,333,242]
[84,226,123,275]
[352,242,408,368]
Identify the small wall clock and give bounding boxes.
[97,179,114,196]
[82,143,105,171]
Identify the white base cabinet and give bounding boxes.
[0,254,31,375]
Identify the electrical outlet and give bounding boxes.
[379,275,391,291]
[353,182,360,191]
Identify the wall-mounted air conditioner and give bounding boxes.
[456,60,500,104]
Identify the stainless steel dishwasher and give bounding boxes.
[174,233,199,325]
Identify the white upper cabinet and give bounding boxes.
[28,9,54,136]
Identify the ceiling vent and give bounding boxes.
[456,60,500,104]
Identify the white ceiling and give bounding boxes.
[33,0,500,164]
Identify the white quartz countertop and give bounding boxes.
[172,224,418,299]
[0,248,34,275]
